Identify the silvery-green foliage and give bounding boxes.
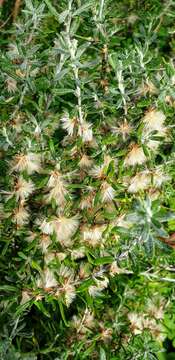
[0,0,175,359]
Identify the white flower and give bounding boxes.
[46,171,68,207]
[88,285,102,297]
[100,327,113,343]
[127,14,138,24]
[79,154,93,168]
[142,109,167,150]
[112,119,132,141]
[61,113,77,136]
[63,283,76,307]
[150,323,166,342]
[80,192,94,209]
[39,234,52,253]
[13,205,29,226]
[34,123,42,137]
[7,43,20,59]
[124,144,147,166]
[15,176,35,201]
[90,164,105,178]
[152,168,170,187]
[55,252,67,262]
[40,219,53,235]
[101,181,115,202]
[51,216,79,246]
[82,225,105,247]
[128,171,150,193]
[78,121,93,142]
[90,155,113,178]
[38,268,58,289]
[59,265,74,281]
[11,113,24,133]
[142,109,166,133]
[12,153,41,174]
[128,312,143,335]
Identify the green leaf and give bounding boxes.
[0,285,17,292]
[73,2,93,16]
[44,0,60,20]
[53,88,74,96]
[77,279,94,293]
[100,347,106,360]
[34,301,51,318]
[94,256,113,265]
[58,300,69,327]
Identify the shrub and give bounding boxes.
[1,0,175,359]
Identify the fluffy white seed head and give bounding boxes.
[61,113,77,136]
[13,205,29,227]
[124,144,147,166]
[128,171,150,193]
[12,153,41,174]
[78,121,93,142]
[101,181,115,202]
[15,176,35,201]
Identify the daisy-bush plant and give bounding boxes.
[1,0,175,359]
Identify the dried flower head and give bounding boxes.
[45,171,68,207]
[15,176,35,201]
[128,171,150,193]
[82,225,105,247]
[6,77,17,93]
[13,205,29,227]
[50,216,79,246]
[89,277,109,297]
[142,109,166,133]
[79,154,93,168]
[128,312,143,335]
[152,167,170,187]
[90,155,113,178]
[12,153,41,174]
[78,121,93,142]
[112,119,132,141]
[100,181,115,202]
[63,283,76,307]
[39,234,52,254]
[37,268,58,290]
[20,290,32,305]
[61,113,77,136]
[124,144,147,166]
[138,80,158,96]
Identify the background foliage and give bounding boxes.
[1,0,175,359]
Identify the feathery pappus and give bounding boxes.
[13,205,30,227]
[61,113,77,136]
[45,170,68,207]
[12,153,42,174]
[40,216,79,247]
[78,121,93,143]
[124,144,147,166]
[81,225,106,247]
[112,119,132,141]
[15,176,35,201]
[100,181,115,202]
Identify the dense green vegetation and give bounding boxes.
[1,0,175,358]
